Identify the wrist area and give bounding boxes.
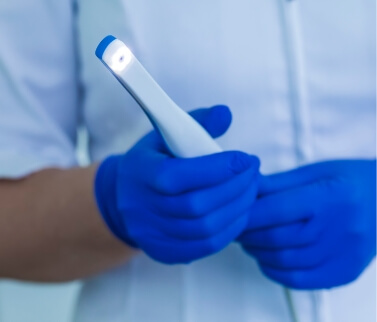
[94,155,138,248]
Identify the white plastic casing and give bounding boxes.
[99,38,222,158]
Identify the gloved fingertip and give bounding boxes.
[210,104,232,120]
[229,152,260,175]
[249,154,261,170]
[189,105,232,138]
[206,105,232,138]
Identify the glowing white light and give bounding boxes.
[108,46,133,72]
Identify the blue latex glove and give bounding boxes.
[238,160,376,289]
[95,105,260,264]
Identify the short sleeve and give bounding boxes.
[0,0,79,178]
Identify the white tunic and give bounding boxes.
[0,0,375,321]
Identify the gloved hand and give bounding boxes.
[238,160,376,289]
[95,105,260,264]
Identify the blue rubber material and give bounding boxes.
[94,106,262,265]
[95,35,116,59]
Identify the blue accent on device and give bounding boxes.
[95,35,116,60]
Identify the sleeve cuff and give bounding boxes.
[0,151,78,179]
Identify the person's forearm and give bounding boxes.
[0,165,136,282]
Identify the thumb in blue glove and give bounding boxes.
[238,159,376,289]
[95,105,260,264]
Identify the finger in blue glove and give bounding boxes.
[95,105,261,264]
[239,160,376,289]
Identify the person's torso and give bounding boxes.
[75,0,376,321]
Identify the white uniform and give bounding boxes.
[0,0,375,321]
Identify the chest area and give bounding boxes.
[121,0,374,106]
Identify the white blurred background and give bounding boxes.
[0,281,80,322]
